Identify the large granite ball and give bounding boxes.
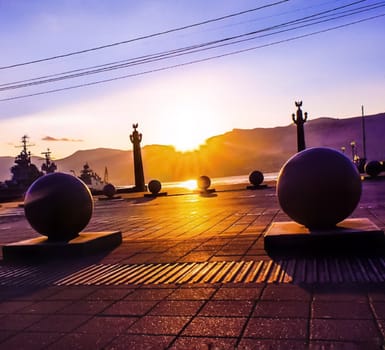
[277,147,362,229]
[103,183,116,198]
[197,175,211,190]
[365,160,382,178]
[148,179,161,194]
[249,170,264,186]
[24,173,93,241]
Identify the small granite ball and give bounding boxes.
[277,147,362,229]
[365,160,382,178]
[249,170,264,186]
[148,179,162,194]
[24,173,93,241]
[103,183,116,198]
[197,175,211,190]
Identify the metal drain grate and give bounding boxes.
[2,257,385,286]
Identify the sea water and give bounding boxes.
[116,172,279,191]
[161,172,279,190]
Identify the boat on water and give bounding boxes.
[78,163,108,195]
[0,136,56,202]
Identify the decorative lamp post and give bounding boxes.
[292,101,308,152]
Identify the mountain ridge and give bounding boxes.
[1,113,384,185]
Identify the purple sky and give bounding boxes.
[0,0,384,157]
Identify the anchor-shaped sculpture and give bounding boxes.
[292,101,308,152]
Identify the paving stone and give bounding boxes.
[0,331,63,350]
[182,316,246,337]
[0,330,14,343]
[310,319,381,342]
[253,300,309,318]
[123,288,173,301]
[198,300,253,317]
[104,334,174,349]
[243,317,308,339]
[149,300,204,316]
[312,300,372,319]
[27,314,91,332]
[85,287,136,300]
[238,338,308,349]
[101,300,158,316]
[46,331,118,350]
[169,336,238,349]
[0,301,33,314]
[126,315,191,335]
[309,340,382,350]
[167,286,217,300]
[0,314,43,331]
[58,300,114,315]
[46,287,95,301]
[22,300,76,314]
[370,301,385,319]
[212,286,263,300]
[261,285,312,301]
[76,315,138,334]
[313,285,368,302]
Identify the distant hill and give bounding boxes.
[1,113,384,185]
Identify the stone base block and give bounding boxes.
[98,196,122,201]
[264,218,385,255]
[2,231,122,262]
[246,184,268,190]
[144,192,168,198]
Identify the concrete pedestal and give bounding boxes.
[144,192,168,198]
[246,184,268,190]
[3,231,122,262]
[264,218,385,255]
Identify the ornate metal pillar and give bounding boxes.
[292,101,308,152]
[129,123,145,191]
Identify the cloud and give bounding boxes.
[42,136,83,142]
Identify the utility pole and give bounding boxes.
[361,105,367,161]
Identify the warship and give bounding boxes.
[78,163,107,195]
[0,136,56,202]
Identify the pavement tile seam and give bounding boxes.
[162,286,217,348]
[368,295,385,344]
[233,284,267,348]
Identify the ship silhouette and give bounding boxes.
[0,136,57,202]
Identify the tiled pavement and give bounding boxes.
[0,179,385,349]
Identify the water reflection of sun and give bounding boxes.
[180,179,197,190]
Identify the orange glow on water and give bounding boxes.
[180,179,197,190]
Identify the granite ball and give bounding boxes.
[148,179,161,194]
[249,170,264,186]
[197,175,211,190]
[365,160,382,178]
[103,183,116,198]
[24,172,93,241]
[277,147,362,229]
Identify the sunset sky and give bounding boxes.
[0,0,384,158]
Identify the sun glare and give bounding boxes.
[180,179,197,190]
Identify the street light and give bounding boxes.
[350,141,356,161]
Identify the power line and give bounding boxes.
[1,0,382,91]
[0,0,289,70]
[1,13,383,103]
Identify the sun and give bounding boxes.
[172,132,205,152]
[164,108,213,152]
